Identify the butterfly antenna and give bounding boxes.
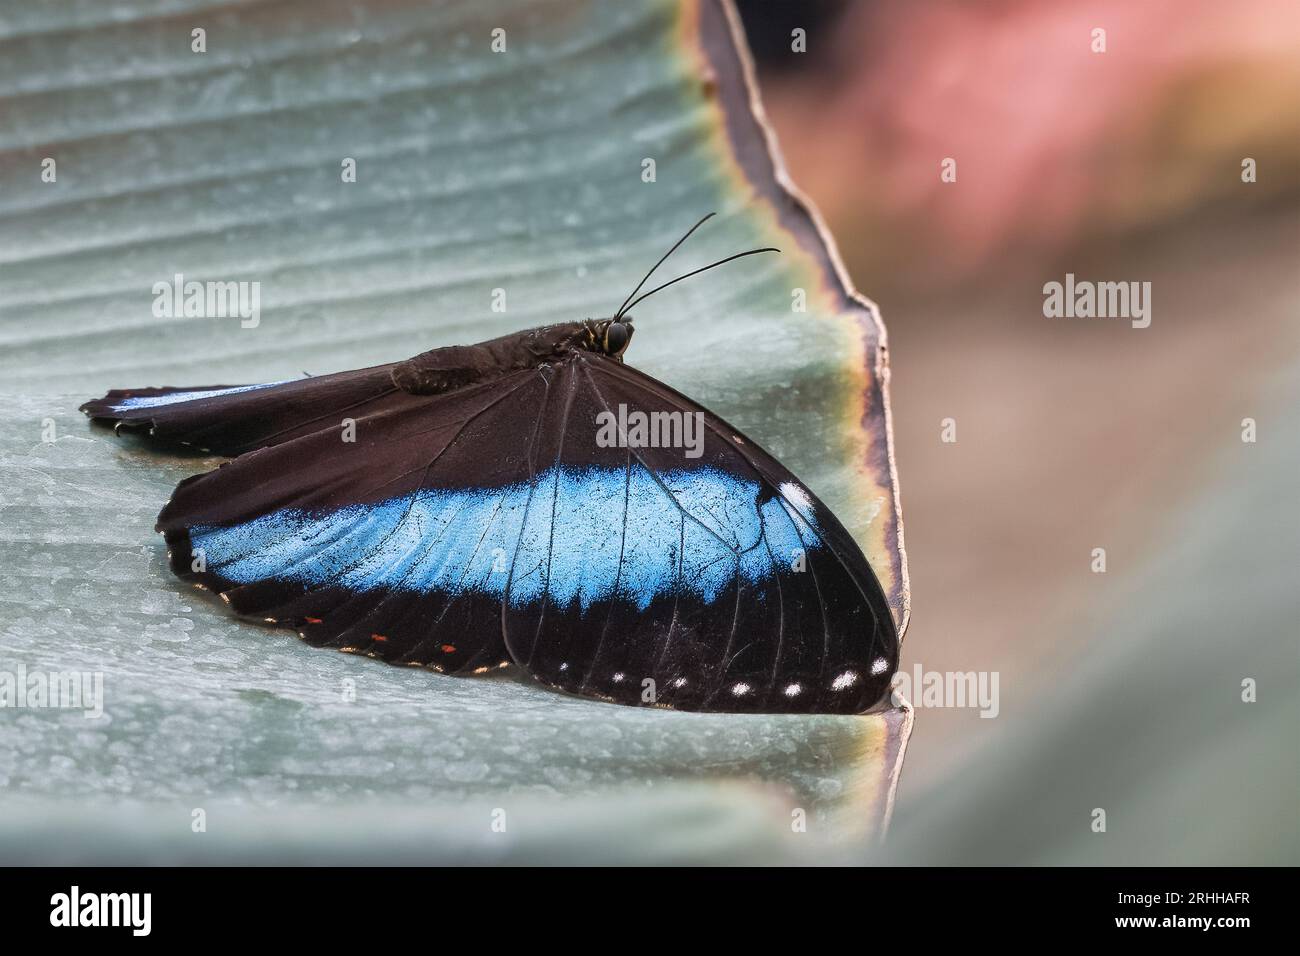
[613,212,717,320]
[616,247,779,317]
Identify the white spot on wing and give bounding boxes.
[831,671,859,691]
[778,481,818,530]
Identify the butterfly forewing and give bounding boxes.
[501,352,897,713]
[77,365,414,456]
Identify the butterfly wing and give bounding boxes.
[79,344,495,456]
[155,367,553,673]
[500,352,898,714]
[144,345,895,713]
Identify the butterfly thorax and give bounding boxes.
[509,320,632,362]
[390,321,632,395]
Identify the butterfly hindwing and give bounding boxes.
[155,368,551,673]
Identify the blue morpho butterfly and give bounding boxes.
[82,214,898,714]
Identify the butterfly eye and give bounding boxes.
[604,321,631,355]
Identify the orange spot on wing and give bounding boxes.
[371,633,388,642]
[441,644,456,654]
[304,616,323,624]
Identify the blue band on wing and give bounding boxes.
[112,382,288,411]
[188,466,822,611]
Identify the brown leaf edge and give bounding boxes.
[684,0,911,643]
[682,0,914,836]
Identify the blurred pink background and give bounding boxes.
[740,0,1300,828]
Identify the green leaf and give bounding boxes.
[0,0,909,861]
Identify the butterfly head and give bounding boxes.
[582,318,634,360]
[601,318,634,358]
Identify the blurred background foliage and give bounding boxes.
[738,0,1299,862]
